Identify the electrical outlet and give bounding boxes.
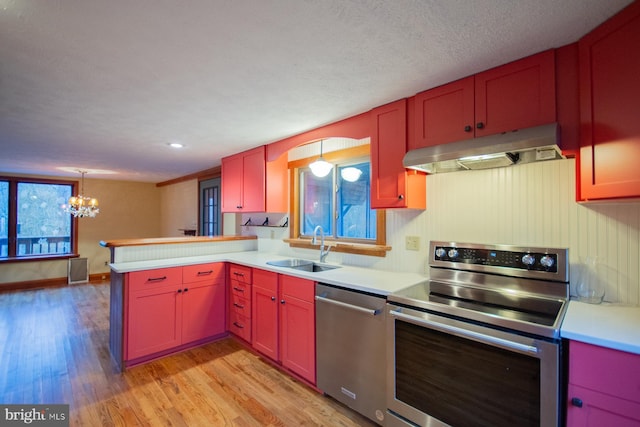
[405,235,420,251]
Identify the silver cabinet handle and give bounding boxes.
[389,309,539,355]
[315,295,381,316]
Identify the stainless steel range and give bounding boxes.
[386,241,569,427]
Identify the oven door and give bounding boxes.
[386,304,560,427]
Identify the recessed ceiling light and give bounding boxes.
[169,142,184,148]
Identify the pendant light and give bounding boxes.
[340,167,362,182]
[309,140,333,178]
[63,170,100,218]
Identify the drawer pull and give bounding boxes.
[571,397,583,408]
[233,322,244,329]
[233,272,245,277]
[233,286,244,292]
[197,270,213,276]
[233,303,245,309]
[147,276,167,282]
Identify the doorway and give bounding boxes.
[200,178,221,236]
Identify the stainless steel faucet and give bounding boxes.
[312,225,330,262]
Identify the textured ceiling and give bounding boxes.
[0,0,633,182]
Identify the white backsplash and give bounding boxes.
[258,158,640,305]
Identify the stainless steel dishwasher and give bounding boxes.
[315,283,387,426]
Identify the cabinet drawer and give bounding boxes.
[230,281,251,297]
[229,312,251,342]
[569,340,640,403]
[129,267,182,292]
[230,294,251,317]
[229,264,252,285]
[183,262,224,284]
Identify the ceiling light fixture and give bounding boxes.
[309,140,333,178]
[169,142,184,148]
[63,170,99,218]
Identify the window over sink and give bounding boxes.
[286,139,389,257]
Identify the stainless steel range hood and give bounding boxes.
[403,123,563,174]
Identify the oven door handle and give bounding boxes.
[389,310,539,355]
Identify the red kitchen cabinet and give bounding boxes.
[577,1,640,201]
[412,50,556,149]
[126,264,226,362]
[127,277,182,360]
[411,76,475,149]
[228,264,252,342]
[370,98,426,209]
[251,269,279,360]
[181,263,226,344]
[221,146,265,212]
[567,340,640,427]
[221,145,288,212]
[279,275,316,384]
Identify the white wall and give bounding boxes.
[257,158,640,305]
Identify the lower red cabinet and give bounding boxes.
[279,275,316,384]
[251,271,316,385]
[126,263,226,362]
[252,269,279,360]
[567,341,640,427]
[127,283,182,360]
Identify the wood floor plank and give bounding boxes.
[0,283,377,426]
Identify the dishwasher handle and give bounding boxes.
[315,295,381,316]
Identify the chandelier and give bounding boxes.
[64,171,99,218]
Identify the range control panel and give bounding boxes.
[433,244,560,273]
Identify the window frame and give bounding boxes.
[286,145,390,257]
[0,175,79,263]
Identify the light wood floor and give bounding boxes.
[0,282,377,426]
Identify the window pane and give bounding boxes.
[17,183,72,256]
[0,181,7,257]
[301,170,333,236]
[338,162,376,240]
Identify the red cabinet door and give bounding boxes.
[567,384,640,427]
[370,99,425,209]
[221,153,244,212]
[127,285,181,360]
[578,1,640,200]
[181,281,226,344]
[567,340,640,427]
[279,275,315,384]
[412,76,475,149]
[240,146,266,212]
[252,269,279,360]
[475,49,556,137]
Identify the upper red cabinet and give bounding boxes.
[577,1,640,201]
[221,146,287,212]
[370,98,426,209]
[411,50,556,150]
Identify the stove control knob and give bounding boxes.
[448,248,459,259]
[435,248,446,258]
[540,255,555,268]
[522,253,536,266]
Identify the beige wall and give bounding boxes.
[159,179,198,237]
[0,177,161,284]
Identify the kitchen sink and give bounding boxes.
[266,259,341,273]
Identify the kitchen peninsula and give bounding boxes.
[102,236,425,373]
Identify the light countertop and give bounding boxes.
[561,299,640,355]
[110,251,426,296]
